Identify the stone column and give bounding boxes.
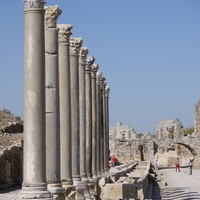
[57,24,73,192]
[100,77,106,174]
[105,86,110,172]
[19,0,52,199]
[102,79,109,172]
[91,64,99,178]
[79,47,89,182]
[70,37,83,185]
[96,71,102,175]
[44,6,66,199]
[85,56,95,180]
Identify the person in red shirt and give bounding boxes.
[175,158,180,172]
[111,155,117,167]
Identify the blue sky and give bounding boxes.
[0,1,200,134]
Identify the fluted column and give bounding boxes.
[44,6,65,199]
[79,47,89,182]
[96,71,102,175]
[91,64,99,178]
[105,86,110,172]
[85,56,95,180]
[70,37,83,185]
[19,0,51,199]
[57,24,73,191]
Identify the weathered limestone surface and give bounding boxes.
[19,0,52,199]
[58,23,73,191]
[194,97,200,136]
[85,56,95,180]
[91,63,99,178]
[45,5,66,200]
[70,37,83,184]
[79,47,88,183]
[155,118,184,140]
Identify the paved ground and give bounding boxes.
[1,168,200,199]
[154,167,200,200]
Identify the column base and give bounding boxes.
[18,186,52,199]
[62,181,74,196]
[105,168,109,173]
[92,173,98,179]
[47,183,66,200]
[72,177,81,186]
[100,170,105,175]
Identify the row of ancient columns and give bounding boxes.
[19,1,110,199]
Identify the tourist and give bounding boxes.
[175,158,180,172]
[111,155,117,167]
[188,158,194,175]
[154,159,158,170]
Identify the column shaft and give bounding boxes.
[70,38,82,184]
[102,87,107,172]
[99,81,104,174]
[91,64,99,178]
[79,47,88,182]
[19,1,51,199]
[58,24,73,189]
[85,56,95,179]
[96,72,102,175]
[105,86,110,172]
[45,6,66,199]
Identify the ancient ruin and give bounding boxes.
[0,0,200,199]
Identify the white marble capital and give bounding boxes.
[85,56,95,71]
[70,37,83,55]
[91,64,99,79]
[105,86,110,98]
[79,47,88,62]
[44,5,62,28]
[24,0,46,8]
[57,24,73,44]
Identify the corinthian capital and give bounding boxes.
[91,64,99,79]
[24,0,46,8]
[105,86,110,97]
[70,38,83,55]
[44,5,62,28]
[96,71,102,85]
[57,24,73,44]
[85,56,95,71]
[100,76,106,90]
[79,47,88,62]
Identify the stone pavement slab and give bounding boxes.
[0,184,21,200]
[158,168,200,200]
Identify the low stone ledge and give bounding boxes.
[104,183,137,200]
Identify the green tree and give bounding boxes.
[183,127,194,136]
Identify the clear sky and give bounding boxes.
[0,1,200,134]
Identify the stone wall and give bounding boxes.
[0,137,23,186]
[109,122,200,169]
[155,118,184,140]
[194,97,200,136]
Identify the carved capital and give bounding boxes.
[91,64,99,79]
[100,77,106,91]
[85,56,95,71]
[24,0,46,8]
[105,86,110,97]
[44,5,62,28]
[79,47,88,62]
[70,38,83,55]
[57,24,73,44]
[96,71,102,85]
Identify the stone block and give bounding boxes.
[104,183,136,200]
